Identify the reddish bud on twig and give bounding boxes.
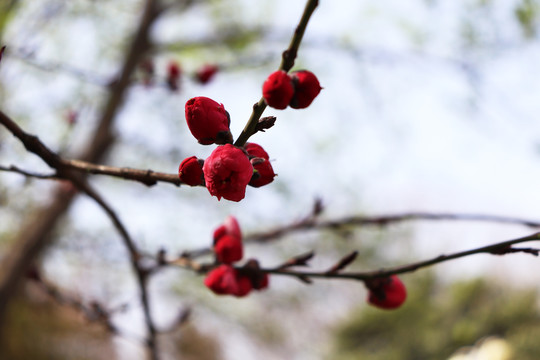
[365,275,407,310]
[185,96,232,145]
[166,60,182,91]
[195,64,219,84]
[178,156,205,186]
[289,70,322,109]
[263,70,294,109]
[255,116,277,133]
[204,264,252,297]
[244,143,276,188]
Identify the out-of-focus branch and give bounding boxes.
[178,204,540,260]
[26,270,120,333]
[0,114,182,186]
[245,212,540,243]
[165,232,540,284]
[0,2,163,360]
[63,159,181,186]
[0,164,59,180]
[263,232,540,282]
[72,179,158,358]
[234,0,319,147]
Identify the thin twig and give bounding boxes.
[263,232,540,281]
[233,0,319,147]
[0,164,59,180]
[72,178,159,359]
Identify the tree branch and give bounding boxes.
[233,0,319,147]
[0,2,163,360]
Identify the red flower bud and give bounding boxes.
[204,265,240,295]
[244,142,269,160]
[249,158,276,188]
[195,64,219,84]
[204,265,252,297]
[213,216,243,263]
[214,235,243,264]
[262,70,294,110]
[366,275,407,310]
[178,156,204,186]
[289,70,322,109]
[167,61,182,91]
[245,143,275,188]
[203,144,253,202]
[233,275,253,297]
[185,97,232,145]
[213,216,242,244]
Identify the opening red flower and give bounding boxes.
[366,275,407,310]
[203,144,253,202]
[185,96,232,145]
[262,70,294,110]
[178,156,204,186]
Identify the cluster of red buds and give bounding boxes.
[138,59,219,90]
[178,96,276,201]
[204,217,269,297]
[262,70,322,110]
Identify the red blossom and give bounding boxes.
[213,216,243,263]
[178,156,204,186]
[289,70,322,109]
[249,158,276,188]
[204,265,252,297]
[195,64,219,84]
[203,144,253,202]
[244,142,269,160]
[262,70,295,110]
[185,97,232,145]
[233,275,253,297]
[204,265,240,295]
[166,61,182,91]
[213,216,242,244]
[245,143,275,188]
[366,275,407,310]
[214,235,243,264]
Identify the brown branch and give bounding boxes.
[233,0,319,147]
[167,232,540,285]
[73,179,158,358]
[0,164,59,180]
[62,159,181,186]
[0,2,163,360]
[264,232,540,281]
[0,113,183,186]
[27,272,120,333]
[245,212,540,243]
[179,208,540,260]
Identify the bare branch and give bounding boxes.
[325,251,358,274]
[234,0,319,147]
[0,164,59,180]
[264,232,540,281]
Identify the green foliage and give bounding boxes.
[331,273,540,360]
[515,0,539,38]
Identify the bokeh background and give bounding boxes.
[1,0,540,359]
